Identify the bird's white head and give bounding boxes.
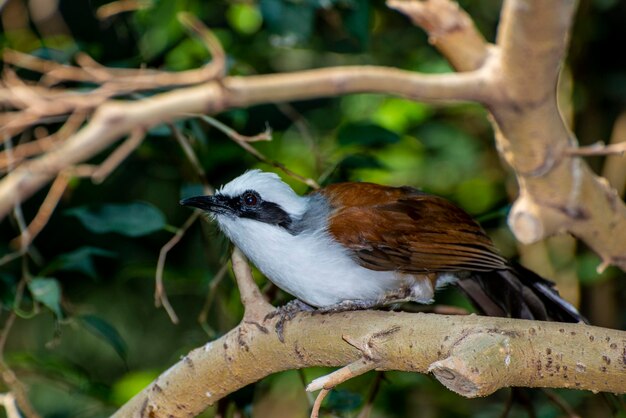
[217,170,307,217]
[180,170,309,237]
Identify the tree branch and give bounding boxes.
[480,0,626,270]
[387,0,490,71]
[0,66,490,220]
[112,311,626,417]
[386,0,626,272]
[230,247,274,322]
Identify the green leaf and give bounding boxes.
[42,246,116,279]
[147,123,172,137]
[188,119,209,148]
[227,3,263,35]
[373,99,433,132]
[111,370,160,406]
[134,0,189,60]
[165,37,211,71]
[28,278,62,318]
[455,177,498,215]
[180,183,205,201]
[475,205,511,224]
[65,202,166,237]
[416,122,480,194]
[337,0,370,52]
[340,154,384,170]
[337,123,400,148]
[260,0,316,45]
[0,273,17,308]
[79,315,128,363]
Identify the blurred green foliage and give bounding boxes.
[0,0,625,417]
[27,278,62,319]
[66,202,167,237]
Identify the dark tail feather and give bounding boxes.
[455,264,586,324]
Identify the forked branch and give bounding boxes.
[113,308,626,417]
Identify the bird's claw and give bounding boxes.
[315,299,379,314]
[265,299,315,342]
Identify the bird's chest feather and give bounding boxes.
[216,216,421,307]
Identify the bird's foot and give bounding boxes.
[316,294,416,314]
[316,299,380,314]
[265,299,315,342]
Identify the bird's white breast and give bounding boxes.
[216,215,434,307]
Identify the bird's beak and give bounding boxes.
[180,195,231,214]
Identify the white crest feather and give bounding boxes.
[217,169,307,216]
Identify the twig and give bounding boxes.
[310,389,330,418]
[0,299,41,418]
[9,129,144,249]
[195,114,321,190]
[297,369,316,408]
[91,129,145,183]
[306,334,381,393]
[197,262,229,333]
[10,170,71,249]
[307,358,378,393]
[0,111,86,171]
[161,121,218,326]
[96,0,152,19]
[0,136,34,266]
[357,372,384,418]
[12,277,29,318]
[193,114,272,143]
[0,247,26,268]
[499,390,515,418]
[0,190,29,266]
[0,393,21,418]
[74,53,114,80]
[276,103,323,175]
[602,113,626,197]
[0,362,41,418]
[231,248,273,321]
[178,12,226,80]
[596,259,611,275]
[594,114,626,283]
[2,65,110,111]
[541,389,581,418]
[156,119,218,325]
[0,311,16,355]
[566,141,626,157]
[306,329,396,416]
[2,16,225,91]
[0,65,494,221]
[155,212,201,324]
[169,123,208,185]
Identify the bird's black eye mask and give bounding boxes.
[220,190,294,231]
[181,190,295,232]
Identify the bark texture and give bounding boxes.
[112,311,626,417]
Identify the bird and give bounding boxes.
[181,169,584,335]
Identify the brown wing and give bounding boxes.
[319,183,507,273]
